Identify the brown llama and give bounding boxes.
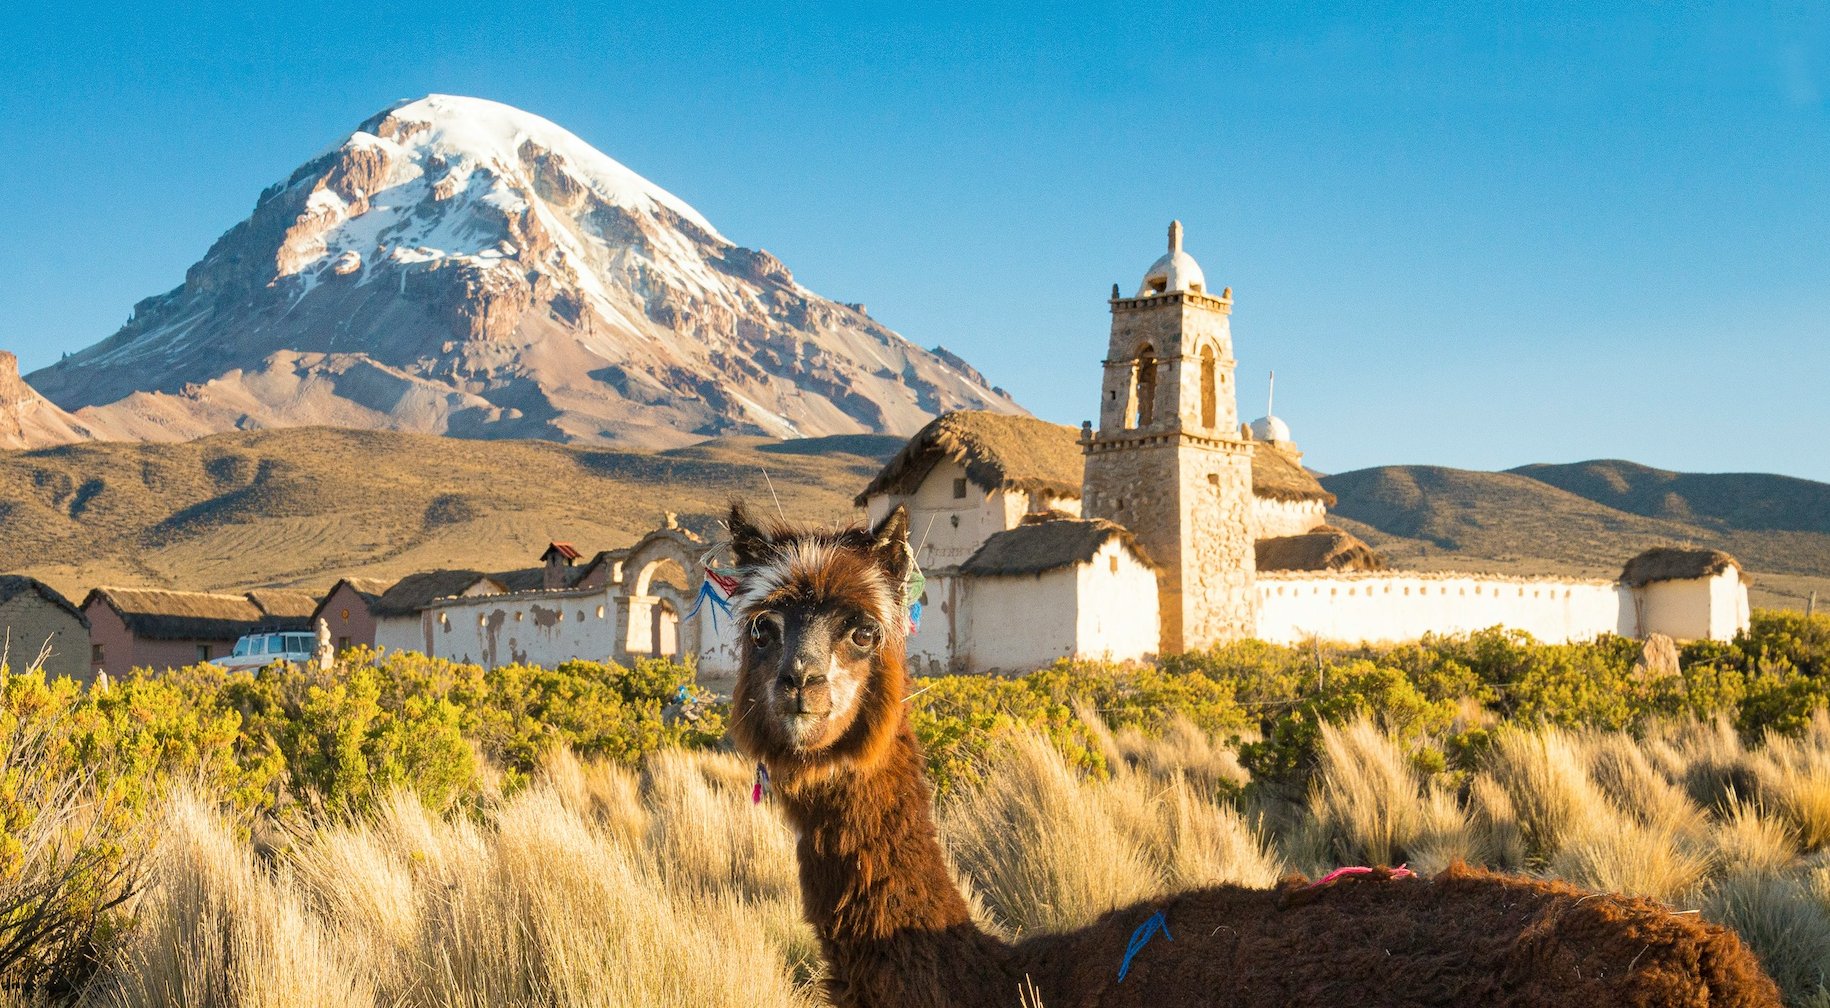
[724,503,1782,1008]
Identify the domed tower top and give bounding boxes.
[1248,415,1292,443]
[1247,371,1300,456]
[1137,220,1208,297]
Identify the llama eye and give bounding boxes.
[750,618,777,647]
[849,624,880,650]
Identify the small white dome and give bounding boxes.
[1137,220,1207,296]
[1249,415,1292,442]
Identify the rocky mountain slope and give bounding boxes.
[24,95,1016,448]
[0,352,99,450]
[1323,460,1830,611]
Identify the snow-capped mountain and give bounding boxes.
[26,95,1017,447]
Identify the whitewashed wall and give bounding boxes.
[1255,571,1629,645]
[904,569,960,676]
[1074,539,1160,663]
[865,460,1029,571]
[1629,570,1750,642]
[377,585,742,676]
[373,615,426,658]
[958,567,1081,673]
[907,542,1158,675]
[1253,497,1327,538]
[403,587,619,667]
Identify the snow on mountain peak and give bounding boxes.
[377,94,725,240]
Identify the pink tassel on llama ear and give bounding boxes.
[751,762,770,804]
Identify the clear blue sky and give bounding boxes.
[4,2,1826,480]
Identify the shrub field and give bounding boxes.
[3,610,1830,1006]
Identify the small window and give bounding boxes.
[340,608,351,621]
[596,605,606,619]
[952,478,968,499]
[91,644,103,664]
[337,637,350,651]
[1109,555,1119,574]
[197,644,212,662]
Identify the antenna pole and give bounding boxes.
[1267,370,1275,417]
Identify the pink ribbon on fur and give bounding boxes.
[1307,865,1417,889]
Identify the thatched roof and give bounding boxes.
[1620,547,1744,587]
[311,578,392,623]
[1251,446,1335,505]
[246,589,319,620]
[961,518,1153,577]
[491,567,549,592]
[83,587,265,641]
[1255,526,1386,572]
[0,575,86,626]
[855,411,1085,506]
[328,578,392,604]
[855,410,1333,507]
[373,570,498,618]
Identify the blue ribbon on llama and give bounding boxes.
[1117,909,1172,982]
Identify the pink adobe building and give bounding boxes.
[311,578,392,651]
[83,587,320,679]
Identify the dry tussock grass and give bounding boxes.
[66,709,1830,1006]
[1305,718,1475,873]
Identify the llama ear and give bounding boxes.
[728,503,770,567]
[867,506,912,584]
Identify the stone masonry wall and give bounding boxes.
[1179,438,1257,646]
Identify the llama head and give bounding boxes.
[726,502,912,774]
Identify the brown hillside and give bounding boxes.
[0,427,901,600]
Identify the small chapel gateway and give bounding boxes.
[859,223,1750,674]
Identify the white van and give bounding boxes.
[217,630,318,671]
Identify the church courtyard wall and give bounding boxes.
[1255,571,1629,645]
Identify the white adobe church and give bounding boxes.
[391,222,1749,678]
[859,222,1751,674]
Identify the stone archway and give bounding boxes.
[615,528,706,664]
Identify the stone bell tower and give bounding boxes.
[1080,221,1257,650]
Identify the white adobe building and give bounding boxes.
[859,223,1751,674]
[374,524,743,678]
